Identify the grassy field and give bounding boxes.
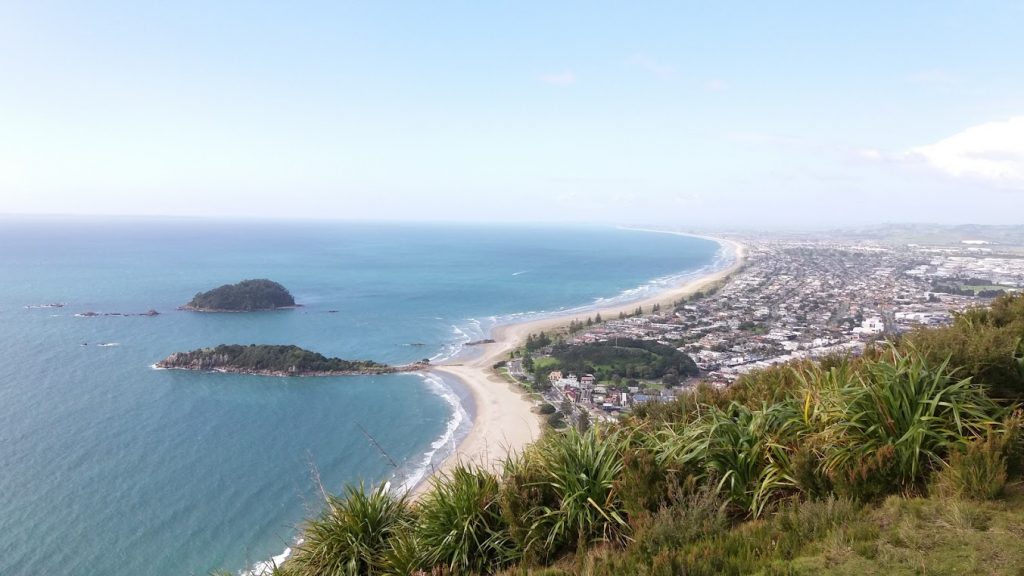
[533,357,559,372]
[788,486,1024,575]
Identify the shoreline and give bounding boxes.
[252,231,746,573]
[416,232,746,495]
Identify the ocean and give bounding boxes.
[0,218,724,575]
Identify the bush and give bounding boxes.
[416,464,515,574]
[629,486,730,557]
[285,482,411,576]
[934,429,1009,500]
[546,413,566,429]
[822,348,1002,499]
[538,403,556,415]
[902,293,1024,402]
[616,446,670,518]
[508,427,628,559]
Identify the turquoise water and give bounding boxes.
[0,218,723,575]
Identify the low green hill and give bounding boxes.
[545,338,699,381]
[157,344,393,375]
[184,279,295,311]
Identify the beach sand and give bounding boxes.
[415,235,747,496]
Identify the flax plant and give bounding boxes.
[822,348,1003,497]
[512,427,629,558]
[415,464,515,574]
[286,482,412,576]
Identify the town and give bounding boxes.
[513,230,1024,428]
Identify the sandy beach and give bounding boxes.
[416,233,747,495]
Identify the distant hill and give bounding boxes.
[155,344,398,376]
[840,223,1024,246]
[183,279,295,312]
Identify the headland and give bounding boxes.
[155,344,409,376]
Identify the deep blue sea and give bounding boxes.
[0,218,723,576]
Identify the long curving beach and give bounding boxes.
[420,234,747,493]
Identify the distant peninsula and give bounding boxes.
[182,279,296,312]
[155,344,418,376]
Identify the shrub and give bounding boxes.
[616,446,670,518]
[546,413,566,429]
[500,449,559,564]
[415,464,515,574]
[789,443,831,499]
[934,429,1009,500]
[822,349,1003,499]
[629,486,730,557]
[773,495,861,545]
[902,293,1024,402]
[379,530,424,576]
[519,427,629,557]
[698,401,804,517]
[285,482,411,576]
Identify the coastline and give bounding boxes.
[417,233,746,495]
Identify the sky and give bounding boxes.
[2,1,1023,227]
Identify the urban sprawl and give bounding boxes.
[515,232,1024,425]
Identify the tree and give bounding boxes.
[594,313,602,323]
[576,410,591,433]
[534,369,551,392]
[522,352,534,372]
[524,331,552,352]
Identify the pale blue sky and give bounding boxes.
[2,2,1023,226]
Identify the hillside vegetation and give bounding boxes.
[252,294,1024,576]
[158,344,393,375]
[185,278,295,311]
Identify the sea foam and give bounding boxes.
[395,372,472,493]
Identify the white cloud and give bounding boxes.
[540,71,576,86]
[910,116,1024,185]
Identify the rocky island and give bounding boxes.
[182,279,297,312]
[155,344,417,376]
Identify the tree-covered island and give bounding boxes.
[156,344,418,376]
[182,279,296,312]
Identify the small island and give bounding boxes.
[182,279,296,312]
[155,344,417,376]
